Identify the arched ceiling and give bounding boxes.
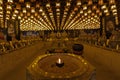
[0,0,118,31]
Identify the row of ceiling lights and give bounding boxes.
[0,0,3,28]
[0,0,118,31]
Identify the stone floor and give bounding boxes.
[0,41,120,80]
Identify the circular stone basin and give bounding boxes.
[37,54,88,78]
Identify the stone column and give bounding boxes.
[116,0,120,24]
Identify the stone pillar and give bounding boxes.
[116,0,120,24]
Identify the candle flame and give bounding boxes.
[57,58,61,64]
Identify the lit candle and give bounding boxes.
[56,58,64,67]
[57,58,62,64]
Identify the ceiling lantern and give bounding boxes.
[56,13,60,16]
[88,0,93,5]
[19,0,24,3]
[26,2,31,8]
[35,12,38,16]
[84,13,87,16]
[56,2,60,7]
[101,5,106,10]
[13,14,17,17]
[24,16,27,19]
[0,0,3,4]
[98,0,103,5]
[106,13,110,16]
[66,2,71,7]
[23,8,27,13]
[12,16,15,20]
[39,8,43,12]
[49,13,52,16]
[109,0,115,5]
[18,16,21,19]
[112,9,117,13]
[83,5,87,10]
[96,9,100,13]
[31,15,34,18]
[104,9,108,13]
[0,15,2,18]
[56,9,60,12]
[99,12,102,16]
[16,4,21,10]
[77,14,80,17]
[46,3,50,8]
[6,16,10,20]
[20,12,23,17]
[0,6,2,10]
[77,0,81,6]
[6,11,11,14]
[92,5,97,10]
[88,9,92,14]
[27,12,31,16]
[31,7,35,13]
[36,3,40,8]
[80,10,83,14]
[6,5,12,10]
[42,12,45,16]
[14,10,19,14]
[91,13,95,16]
[94,15,98,18]
[31,0,36,2]
[111,5,116,10]
[7,0,13,3]
[74,7,78,11]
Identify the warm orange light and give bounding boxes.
[35,13,38,16]
[20,13,24,17]
[16,4,21,10]
[88,0,93,5]
[7,0,13,3]
[56,2,60,7]
[83,5,87,10]
[77,0,81,6]
[23,8,27,13]
[0,0,3,4]
[92,5,97,10]
[96,9,100,13]
[7,5,12,10]
[19,0,24,3]
[14,10,19,14]
[109,0,115,4]
[46,3,50,8]
[66,2,71,7]
[31,0,36,2]
[31,7,35,13]
[26,2,30,8]
[27,12,31,16]
[98,0,103,5]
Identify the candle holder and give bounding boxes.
[56,58,64,68]
[56,62,64,67]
